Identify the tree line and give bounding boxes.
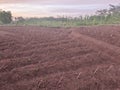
[14,4,120,27]
[0,4,120,26]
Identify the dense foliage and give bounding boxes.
[0,10,12,24]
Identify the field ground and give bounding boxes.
[0,25,120,90]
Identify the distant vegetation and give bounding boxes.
[0,4,120,27]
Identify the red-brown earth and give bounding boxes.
[0,25,120,90]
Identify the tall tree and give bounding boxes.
[108,4,120,14]
[0,10,12,24]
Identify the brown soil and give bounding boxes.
[0,25,120,90]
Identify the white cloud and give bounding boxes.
[0,0,119,17]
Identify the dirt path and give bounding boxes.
[70,30,120,63]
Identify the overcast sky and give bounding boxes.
[0,0,119,17]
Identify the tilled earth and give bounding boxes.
[0,25,120,90]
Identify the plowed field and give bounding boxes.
[0,25,120,90]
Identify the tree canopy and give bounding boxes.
[0,10,12,24]
[96,4,120,15]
